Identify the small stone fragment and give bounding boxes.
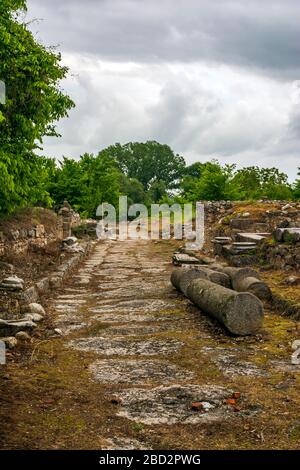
[286,276,300,286]
[54,328,63,336]
[62,236,78,246]
[15,331,31,342]
[2,337,18,349]
[27,303,46,315]
[24,313,44,323]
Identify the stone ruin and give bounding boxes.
[201,201,300,270]
[58,200,81,239]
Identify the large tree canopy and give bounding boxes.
[100,141,186,191]
[0,0,74,214]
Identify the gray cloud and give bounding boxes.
[27,0,300,79]
[25,0,300,179]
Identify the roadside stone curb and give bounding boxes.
[1,241,95,323]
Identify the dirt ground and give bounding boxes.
[0,208,64,289]
[0,238,300,450]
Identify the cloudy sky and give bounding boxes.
[26,0,300,179]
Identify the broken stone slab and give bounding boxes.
[222,243,257,257]
[172,253,201,266]
[236,233,271,243]
[232,242,257,249]
[0,276,24,291]
[213,237,232,245]
[230,218,260,230]
[273,228,300,242]
[213,238,232,256]
[171,267,230,295]
[0,320,37,337]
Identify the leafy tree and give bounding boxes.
[231,166,291,200]
[47,158,83,210]
[148,180,167,203]
[180,161,294,202]
[180,162,205,200]
[79,153,121,216]
[181,161,238,201]
[184,162,204,179]
[294,168,300,200]
[195,162,238,201]
[101,141,185,190]
[48,153,121,217]
[0,0,74,214]
[119,175,150,206]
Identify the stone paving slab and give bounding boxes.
[69,337,184,356]
[89,359,193,384]
[116,384,236,425]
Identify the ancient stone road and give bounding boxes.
[1,239,300,449]
[49,239,300,449]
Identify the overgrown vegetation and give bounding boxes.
[0,1,299,218]
[0,0,74,214]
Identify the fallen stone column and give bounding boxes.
[221,267,271,301]
[208,265,259,285]
[171,267,230,295]
[222,266,260,286]
[186,278,263,335]
[193,267,231,288]
[233,276,272,301]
